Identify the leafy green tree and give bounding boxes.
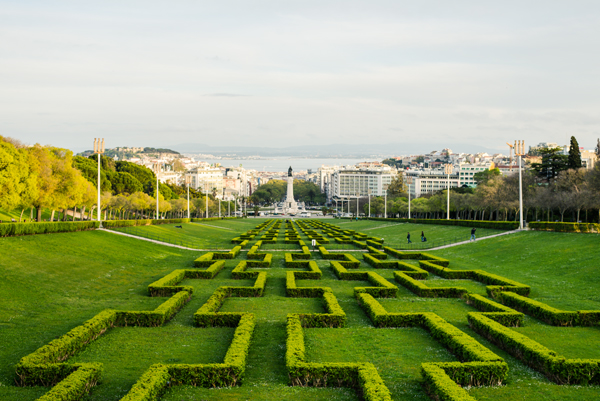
[111,171,144,194]
[0,137,39,215]
[73,156,113,192]
[116,161,155,187]
[568,136,582,169]
[253,205,260,217]
[531,147,568,181]
[473,168,501,185]
[29,145,94,221]
[386,175,406,198]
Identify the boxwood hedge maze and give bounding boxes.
[15,220,600,400]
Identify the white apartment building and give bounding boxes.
[403,169,459,198]
[185,165,224,196]
[332,165,397,200]
[317,165,340,201]
[458,162,495,187]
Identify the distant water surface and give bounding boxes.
[196,157,377,172]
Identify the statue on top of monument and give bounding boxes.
[288,166,293,177]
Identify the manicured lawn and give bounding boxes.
[0,221,598,400]
[109,218,508,250]
[110,218,264,248]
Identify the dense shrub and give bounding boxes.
[0,221,99,237]
[529,222,600,233]
[367,218,518,230]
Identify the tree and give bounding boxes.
[29,145,94,221]
[531,147,568,181]
[386,175,406,198]
[253,205,260,217]
[568,136,582,169]
[596,138,600,158]
[111,172,143,195]
[321,206,329,216]
[473,168,501,185]
[0,137,39,215]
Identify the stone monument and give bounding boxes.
[283,166,299,215]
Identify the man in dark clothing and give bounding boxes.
[407,232,412,244]
[470,228,476,241]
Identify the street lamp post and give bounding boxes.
[204,182,209,218]
[185,175,191,219]
[93,138,105,227]
[154,163,161,220]
[382,184,388,218]
[445,164,452,220]
[219,198,221,218]
[356,192,360,219]
[407,177,413,219]
[515,140,525,229]
[368,189,371,218]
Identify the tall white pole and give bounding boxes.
[187,182,190,219]
[205,183,208,219]
[519,154,524,229]
[228,200,230,217]
[384,193,387,218]
[408,182,411,219]
[447,173,450,220]
[94,138,104,227]
[97,152,101,225]
[156,165,159,220]
[219,199,221,218]
[368,192,371,218]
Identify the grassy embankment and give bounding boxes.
[0,220,598,400]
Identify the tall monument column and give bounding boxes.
[284,166,299,214]
[286,166,294,208]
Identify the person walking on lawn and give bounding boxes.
[470,227,476,241]
[407,232,412,244]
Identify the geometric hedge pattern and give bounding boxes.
[16,219,600,401]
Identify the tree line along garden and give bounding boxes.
[0,218,598,400]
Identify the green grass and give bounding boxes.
[109,218,507,250]
[110,219,265,248]
[0,221,599,400]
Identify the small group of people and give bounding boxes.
[406,228,477,244]
[406,231,427,244]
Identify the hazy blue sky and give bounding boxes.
[2,1,600,153]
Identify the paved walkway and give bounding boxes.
[402,229,521,251]
[98,228,224,251]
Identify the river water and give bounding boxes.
[196,157,379,172]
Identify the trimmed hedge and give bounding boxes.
[0,221,99,237]
[529,221,600,233]
[331,262,398,298]
[285,315,392,400]
[367,217,519,230]
[16,309,118,386]
[417,261,530,298]
[498,292,600,327]
[394,272,468,298]
[468,313,600,385]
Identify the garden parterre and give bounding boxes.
[2,219,599,400]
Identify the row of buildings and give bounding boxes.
[318,143,598,204]
[114,141,598,204]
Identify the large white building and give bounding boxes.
[332,165,398,200]
[458,162,495,187]
[403,169,459,198]
[317,165,340,202]
[185,165,224,196]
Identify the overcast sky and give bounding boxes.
[2,1,600,154]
